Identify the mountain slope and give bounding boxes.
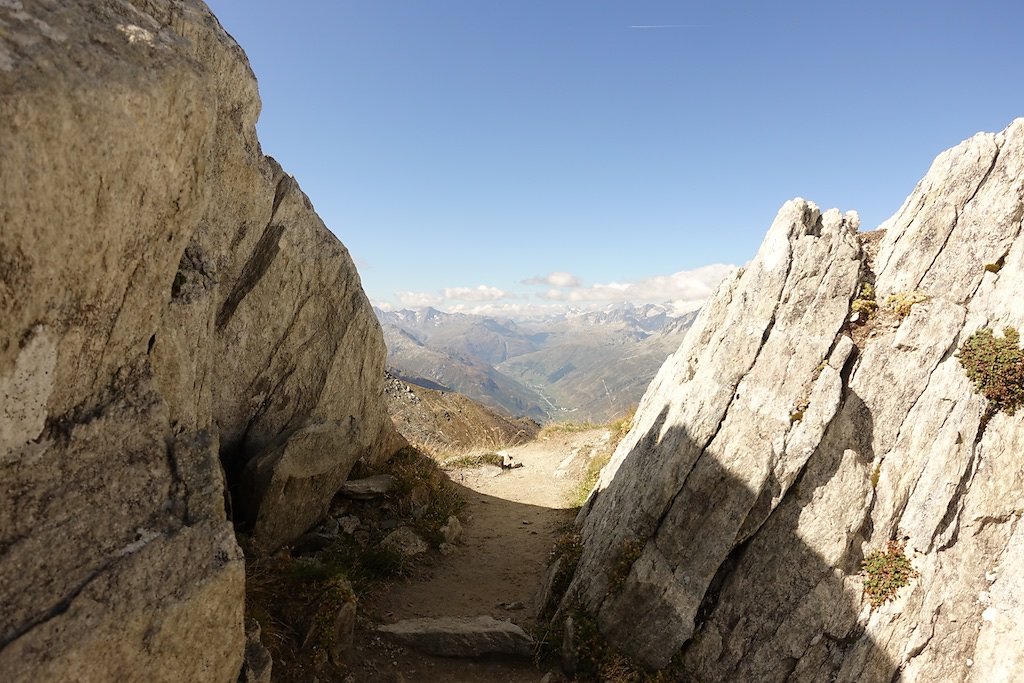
[377,305,697,422]
[383,373,540,454]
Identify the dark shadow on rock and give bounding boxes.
[553,385,903,681]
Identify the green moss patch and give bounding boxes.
[958,326,1024,417]
[861,541,917,607]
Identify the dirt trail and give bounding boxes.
[351,428,614,682]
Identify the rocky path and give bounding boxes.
[350,428,614,682]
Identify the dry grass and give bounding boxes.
[411,426,531,465]
[383,446,467,544]
[886,290,930,319]
[850,282,879,318]
[441,451,505,469]
[564,406,638,509]
[538,420,602,438]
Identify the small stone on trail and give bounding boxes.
[304,595,357,666]
[318,516,340,536]
[500,452,524,469]
[292,532,333,555]
[240,618,272,683]
[381,527,428,558]
[338,516,360,534]
[338,474,397,499]
[442,516,462,544]
[410,484,430,508]
[561,615,578,675]
[378,615,534,657]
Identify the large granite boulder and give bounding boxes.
[0,0,399,679]
[555,119,1024,681]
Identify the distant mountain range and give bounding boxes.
[374,303,698,423]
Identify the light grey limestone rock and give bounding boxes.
[378,616,534,657]
[240,618,273,683]
[0,0,399,679]
[338,474,399,499]
[555,119,1024,681]
[302,578,357,666]
[563,200,863,668]
[381,527,429,557]
[442,515,463,544]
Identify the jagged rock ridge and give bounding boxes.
[553,119,1024,681]
[0,1,399,680]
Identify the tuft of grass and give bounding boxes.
[870,464,881,489]
[539,420,600,438]
[789,396,809,424]
[608,406,638,439]
[442,451,504,469]
[351,545,406,581]
[408,424,535,469]
[569,453,610,509]
[608,538,645,593]
[565,406,640,509]
[539,604,674,682]
[280,557,348,584]
[984,256,1005,273]
[384,446,466,544]
[540,532,583,620]
[850,282,878,319]
[305,576,357,655]
[957,327,1024,417]
[861,540,917,607]
[886,290,930,320]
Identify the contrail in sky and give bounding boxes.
[630,24,705,29]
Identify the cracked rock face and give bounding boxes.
[557,119,1024,680]
[1,0,400,679]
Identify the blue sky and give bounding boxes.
[207,0,1024,315]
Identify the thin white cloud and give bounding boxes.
[523,271,582,288]
[442,285,512,301]
[395,290,444,308]
[564,264,734,312]
[539,288,567,301]
[445,301,570,317]
[385,264,734,317]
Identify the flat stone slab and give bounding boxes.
[378,616,534,657]
[337,474,396,499]
[380,527,428,558]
